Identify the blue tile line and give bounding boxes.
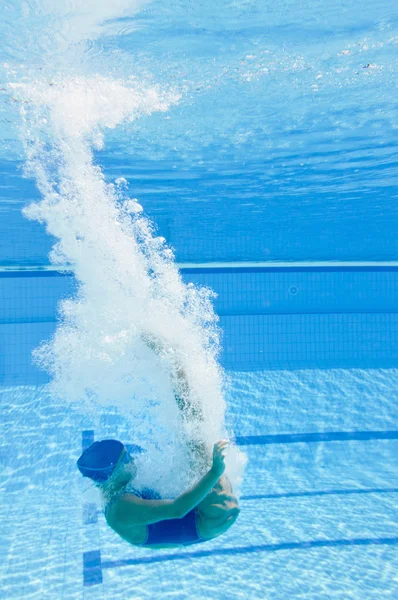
[81,431,398,453]
[2,310,397,325]
[0,317,57,325]
[100,537,398,571]
[181,265,398,275]
[83,550,102,586]
[235,430,398,445]
[1,264,398,278]
[0,270,74,278]
[81,430,102,586]
[217,310,398,317]
[241,488,398,501]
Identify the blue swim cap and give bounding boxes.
[77,439,129,483]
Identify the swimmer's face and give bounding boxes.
[118,449,137,479]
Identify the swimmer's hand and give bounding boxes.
[211,440,228,477]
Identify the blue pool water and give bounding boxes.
[0,1,398,599]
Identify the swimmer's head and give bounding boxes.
[77,439,135,484]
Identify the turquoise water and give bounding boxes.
[0,1,397,599]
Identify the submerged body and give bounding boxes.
[103,473,240,549]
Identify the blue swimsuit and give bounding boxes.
[105,487,206,546]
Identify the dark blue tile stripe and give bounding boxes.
[0,270,74,278]
[83,550,102,586]
[241,487,398,501]
[0,317,57,325]
[218,309,398,316]
[82,430,95,452]
[1,265,397,279]
[81,431,103,585]
[235,430,398,446]
[79,430,398,451]
[100,536,398,570]
[181,265,398,275]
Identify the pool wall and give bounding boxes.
[0,264,397,385]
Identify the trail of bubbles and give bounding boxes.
[13,75,246,495]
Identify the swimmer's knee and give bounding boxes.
[210,507,241,537]
[213,474,233,494]
[220,507,240,530]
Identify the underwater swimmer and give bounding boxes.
[77,334,240,548]
[78,438,240,547]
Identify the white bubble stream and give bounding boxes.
[11,73,246,496]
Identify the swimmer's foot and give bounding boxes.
[186,438,212,472]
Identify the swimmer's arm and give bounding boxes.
[142,332,186,373]
[174,465,223,518]
[173,441,228,518]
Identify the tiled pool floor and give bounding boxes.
[1,376,398,599]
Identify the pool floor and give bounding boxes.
[1,369,398,599]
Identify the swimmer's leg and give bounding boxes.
[170,353,237,500]
[171,363,211,469]
[174,391,211,470]
[197,474,238,516]
[142,332,211,468]
[142,331,204,421]
[172,363,204,422]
